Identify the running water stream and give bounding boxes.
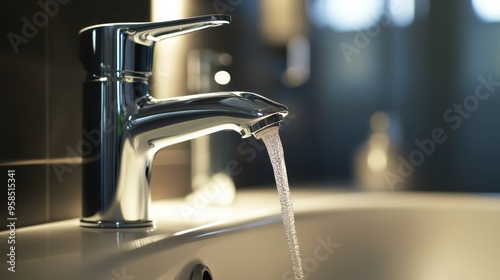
[257,126,304,280]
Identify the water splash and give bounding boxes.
[257,126,304,280]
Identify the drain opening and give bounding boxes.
[191,264,212,280]
[203,270,211,280]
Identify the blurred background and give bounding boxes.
[1,0,500,228]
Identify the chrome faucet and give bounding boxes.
[79,15,288,228]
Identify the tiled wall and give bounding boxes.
[0,0,192,229]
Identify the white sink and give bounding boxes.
[1,189,499,280]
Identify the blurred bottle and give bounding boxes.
[353,111,408,191]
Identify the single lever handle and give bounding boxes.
[131,14,231,45]
[79,14,231,74]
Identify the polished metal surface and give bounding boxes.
[79,14,232,74]
[79,15,288,228]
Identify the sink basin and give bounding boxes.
[1,188,499,279]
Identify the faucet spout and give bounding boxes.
[129,92,287,149]
[81,89,287,228]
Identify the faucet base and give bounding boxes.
[80,219,154,229]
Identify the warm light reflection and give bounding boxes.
[186,172,236,206]
[214,70,231,85]
[173,219,229,237]
[354,111,395,191]
[367,149,387,172]
[367,132,389,172]
[150,0,187,99]
[151,0,184,22]
[471,0,500,22]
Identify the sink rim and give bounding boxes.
[2,188,499,279]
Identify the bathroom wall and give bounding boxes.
[0,0,154,229]
[0,0,250,229]
[0,0,238,229]
[229,0,500,192]
[311,0,500,192]
[179,0,500,192]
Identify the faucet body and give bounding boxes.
[79,15,288,228]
